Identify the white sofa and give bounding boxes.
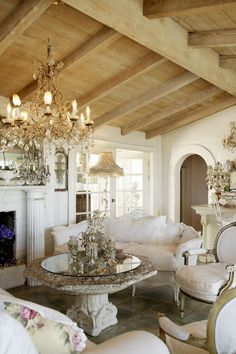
[105,211,203,300]
[0,288,169,354]
[52,211,203,301]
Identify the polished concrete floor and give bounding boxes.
[9,277,211,345]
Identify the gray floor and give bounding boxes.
[9,277,211,345]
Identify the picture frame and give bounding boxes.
[230,171,236,191]
[54,149,68,191]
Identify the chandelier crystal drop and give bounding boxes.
[223,122,236,152]
[0,40,94,155]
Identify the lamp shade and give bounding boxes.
[89,152,124,177]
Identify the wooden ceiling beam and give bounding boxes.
[121,85,222,135]
[78,52,167,108]
[0,0,53,57]
[146,94,236,138]
[220,55,236,69]
[94,71,198,128]
[189,29,236,48]
[62,27,121,71]
[64,0,236,95]
[143,0,236,18]
[17,27,121,99]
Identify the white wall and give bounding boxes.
[161,105,236,221]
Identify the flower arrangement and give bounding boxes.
[0,224,15,266]
[0,224,14,240]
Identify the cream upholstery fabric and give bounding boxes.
[176,263,229,302]
[214,297,236,354]
[216,225,236,264]
[85,331,170,354]
[0,311,39,354]
[166,320,208,354]
[119,243,177,271]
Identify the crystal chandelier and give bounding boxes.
[223,122,236,152]
[0,40,94,153]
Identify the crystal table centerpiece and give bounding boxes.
[68,210,117,276]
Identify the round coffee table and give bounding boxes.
[26,253,157,336]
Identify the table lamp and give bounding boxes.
[89,152,124,214]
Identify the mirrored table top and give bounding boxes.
[41,253,141,278]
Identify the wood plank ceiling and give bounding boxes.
[1,0,236,139]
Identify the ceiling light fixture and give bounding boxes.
[0,40,94,160]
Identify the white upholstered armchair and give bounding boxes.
[176,222,236,318]
[159,287,236,354]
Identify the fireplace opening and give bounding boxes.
[0,211,16,266]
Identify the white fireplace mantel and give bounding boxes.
[0,186,48,265]
[0,185,48,192]
[0,185,50,288]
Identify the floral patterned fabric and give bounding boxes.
[4,302,87,354]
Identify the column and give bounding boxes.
[26,189,45,267]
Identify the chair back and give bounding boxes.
[207,288,236,354]
[215,222,236,263]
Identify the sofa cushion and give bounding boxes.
[0,311,39,354]
[164,220,199,245]
[105,215,167,243]
[176,263,229,302]
[4,302,87,354]
[120,243,177,271]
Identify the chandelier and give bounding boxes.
[223,122,236,152]
[0,40,94,153]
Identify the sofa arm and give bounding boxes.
[85,331,169,354]
[175,237,203,268]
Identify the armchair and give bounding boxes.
[158,287,236,354]
[176,222,236,318]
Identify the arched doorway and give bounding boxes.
[180,155,208,231]
[168,144,215,222]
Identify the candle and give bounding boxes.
[72,100,78,115]
[7,103,12,119]
[80,113,85,127]
[86,106,90,121]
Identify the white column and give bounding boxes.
[27,189,45,266]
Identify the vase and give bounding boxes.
[0,169,16,185]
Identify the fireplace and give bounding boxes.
[0,186,46,289]
[0,211,16,266]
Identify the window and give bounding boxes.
[76,154,111,221]
[76,149,151,221]
[116,150,148,216]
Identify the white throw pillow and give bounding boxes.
[174,223,199,244]
[163,219,182,244]
[105,215,167,243]
[0,311,39,354]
